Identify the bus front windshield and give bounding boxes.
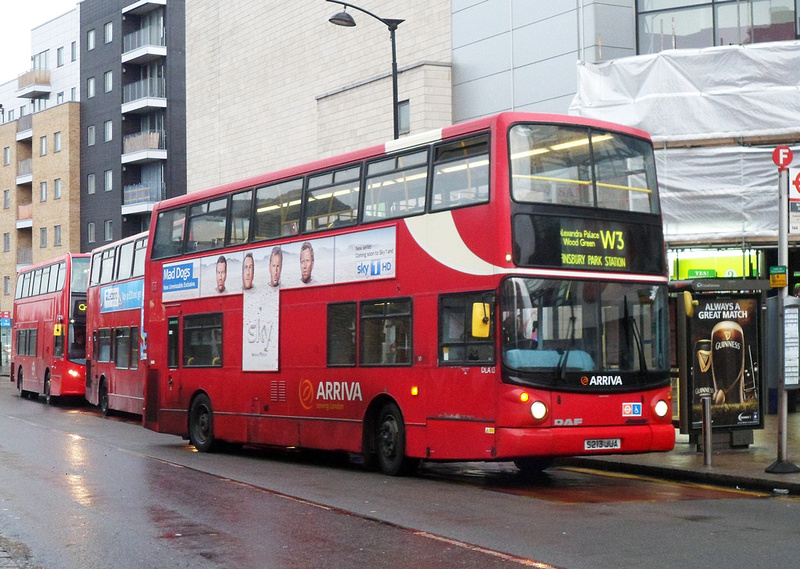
[501,278,669,388]
[509,123,659,214]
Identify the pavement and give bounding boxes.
[565,411,800,495]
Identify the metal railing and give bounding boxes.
[123,183,164,205]
[123,130,166,154]
[17,159,32,177]
[123,77,166,104]
[123,26,166,53]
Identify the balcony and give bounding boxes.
[122,182,164,215]
[122,0,166,16]
[16,114,33,141]
[16,159,32,185]
[16,69,51,98]
[17,203,32,229]
[122,130,167,164]
[122,26,167,64]
[122,77,167,114]
[17,247,32,270]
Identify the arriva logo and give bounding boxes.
[581,375,623,386]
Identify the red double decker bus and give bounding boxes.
[11,253,90,403]
[141,112,674,475]
[85,232,148,415]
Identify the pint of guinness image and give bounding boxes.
[710,320,744,404]
[692,339,714,405]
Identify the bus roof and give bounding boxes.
[154,111,653,212]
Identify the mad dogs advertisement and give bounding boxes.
[161,226,396,371]
[687,294,762,431]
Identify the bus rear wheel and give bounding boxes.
[17,369,29,399]
[188,393,218,453]
[375,402,418,476]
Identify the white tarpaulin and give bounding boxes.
[569,42,800,244]
[657,145,788,244]
[569,42,800,144]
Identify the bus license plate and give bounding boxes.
[584,438,621,451]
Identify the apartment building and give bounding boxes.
[79,0,186,250]
[0,8,82,358]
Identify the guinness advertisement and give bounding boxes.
[687,295,762,431]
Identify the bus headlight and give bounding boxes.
[654,399,669,418]
[68,369,80,378]
[530,401,547,421]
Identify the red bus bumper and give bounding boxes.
[494,422,676,459]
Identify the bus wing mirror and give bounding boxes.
[683,291,697,318]
[471,303,491,338]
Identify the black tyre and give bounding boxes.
[188,393,217,452]
[99,380,110,416]
[375,402,418,476]
[44,373,54,405]
[513,457,553,478]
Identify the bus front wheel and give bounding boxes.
[375,402,418,476]
[17,369,29,399]
[44,373,54,405]
[188,393,217,452]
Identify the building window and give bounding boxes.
[88,222,96,243]
[54,225,62,247]
[71,41,77,62]
[87,29,95,51]
[398,99,410,135]
[3,276,9,296]
[40,182,47,202]
[3,147,8,166]
[3,233,9,252]
[54,131,61,152]
[40,136,47,156]
[87,77,95,98]
[104,71,112,93]
[57,47,64,67]
[104,220,113,242]
[104,170,113,192]
[54,178,62,200]
[56,92,64,104]
[104,22,113,44]
[71,87,76,101]
[104,120,112,142]
[3,190,9,209]
[637,0,797,55]
[87,173,96,194]
[40,227,47,248]
[87,125,95,146]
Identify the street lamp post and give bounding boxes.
[327,0,404,140]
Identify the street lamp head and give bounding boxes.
[329,10,356,27]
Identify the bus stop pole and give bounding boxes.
[767,161,800,473]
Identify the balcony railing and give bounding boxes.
[123,183,164,206]
[17,114,32,133]
[17,69,50,90]
[17,247,32,266]
[17,159,32,178]
[123,26,166,53]
[123,130,166,154]
[123,77,166,104]
[18,203,32,221]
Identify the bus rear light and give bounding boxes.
[654,399,669,418]
[530,401,547,421]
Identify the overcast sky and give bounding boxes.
[0,0,79,82]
